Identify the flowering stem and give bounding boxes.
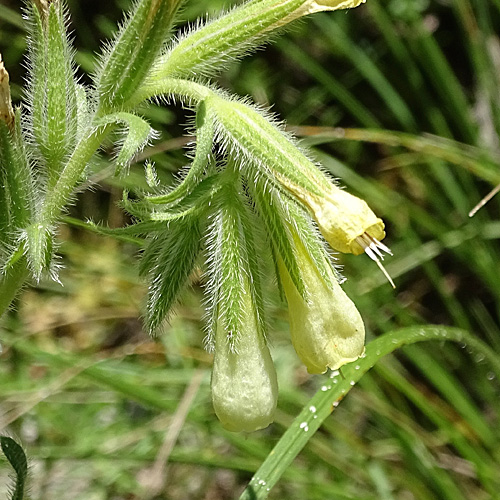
[39,124,113,226]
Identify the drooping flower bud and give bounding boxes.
[211,283,278,432]
[291,183,395,287]
[290,182,385,255]
[279,235,365,374]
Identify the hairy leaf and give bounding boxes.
[141,214,201,334]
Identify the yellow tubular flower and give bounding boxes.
[284,179,395,288]
[211,283,278,432]
[279,237,365,374]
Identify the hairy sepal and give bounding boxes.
[203,173,266,352]
[25,2,79,188]
[95,0,181,112]
[140,215,201,335]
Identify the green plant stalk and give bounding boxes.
[239,326,500,500]
[0,124,112,312]
[38,124,112,226]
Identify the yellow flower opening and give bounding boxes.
[284,179,395,288]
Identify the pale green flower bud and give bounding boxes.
[211,283,278,432]
[279,236,365,374]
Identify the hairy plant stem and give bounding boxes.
[1,124,113,317]
[39,124,113,226]
[128,78,213,108]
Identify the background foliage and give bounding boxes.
[1,0,500,498]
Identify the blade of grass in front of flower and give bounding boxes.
[239,326,500,500]
[0,436,28,500]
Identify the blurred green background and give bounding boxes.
[2,0,500,498]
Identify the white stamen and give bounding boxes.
[356,233,395,288]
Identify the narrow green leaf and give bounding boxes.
[142,214,201,334]
[1,436,28,500]
[239,326,500,499]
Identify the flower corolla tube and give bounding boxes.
[279,235,365,374]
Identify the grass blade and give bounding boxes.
[239,325,500,499]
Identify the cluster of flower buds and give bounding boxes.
[67,0,391,432]
[134,88,392,431]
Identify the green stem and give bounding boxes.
[128,78,213,109]
[39,124,113,226]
